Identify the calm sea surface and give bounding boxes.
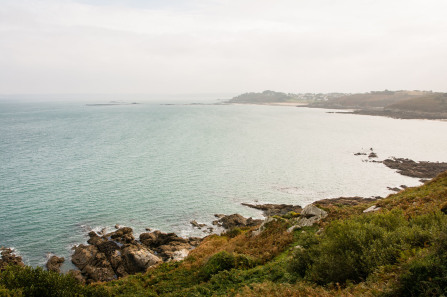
[1,99,447,268]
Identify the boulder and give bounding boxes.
[107,227,135,244]
[87,231,106,247]
[139,231,196,261]
[190,220,207,229]
[287,205,328,232]
[213,214,242,229]
[363,205,381,213]
[46,255,65,273]
[122,244,161,274]
[72,245,98,270]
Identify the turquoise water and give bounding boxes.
[1,100,447,268]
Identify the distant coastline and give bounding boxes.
[226,90,447,120]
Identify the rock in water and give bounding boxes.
[46,255,65,273]
[0,248,24,270]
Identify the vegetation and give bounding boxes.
[228,90,299,103]
[1,171,447,296]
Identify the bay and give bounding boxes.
[1,99,446,268]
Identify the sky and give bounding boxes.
[1,0,446,95]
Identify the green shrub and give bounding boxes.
[0,265,108,297]
[224,227,242,238]
[289,210,447,285]
[393,230,447,297]
[199,251,257,281]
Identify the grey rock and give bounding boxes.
[287,204,328,232]
[122,244,161,274]
[363,205,381,213]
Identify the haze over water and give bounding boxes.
[1,99,447,268]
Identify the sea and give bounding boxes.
[1,97,447,270]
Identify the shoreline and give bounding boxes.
[2,154,446,282]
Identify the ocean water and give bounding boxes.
[1,99,447,269]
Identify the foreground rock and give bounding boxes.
[241,203,303,217]
[287,204,328,232]
[212,214,263,229]
[0,248,24,270]
[71,227,200,283]
[382,158,447,178]
[139,230,201,261]
[46,255,65,273]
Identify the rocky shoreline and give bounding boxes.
[2,154,446,284]
[348,109,447,120]
[382,157,447,179]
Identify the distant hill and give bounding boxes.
[228,90,296,103]
[309,90,431,109]
[385,93,447,113]
[307,90,447,119]
[227,89,447,119]
[227,90,346,104]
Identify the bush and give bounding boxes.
[199,251,257,281]
[0,265,108,297]
[393,230,447,296]
[224,227,243,238]
[289,210,447,285]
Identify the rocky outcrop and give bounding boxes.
[0,248,24,270]
[46,255,65,273]
[252,217,277,237]
[212,214,263,229]
[287,205,328,232]
[122,244,162,274]
[139,230,200,261]
[241,203,302,217]
[313,196,379,207]
[71,227,201,283]
[382,158,447,178]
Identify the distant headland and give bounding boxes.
[227,90,447,119]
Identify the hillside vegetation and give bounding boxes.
[228,90,298,103]
[386,93,447,113]
[2,171,447,296]
[314,90,427,109]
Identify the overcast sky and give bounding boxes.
[1,0,446,95]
